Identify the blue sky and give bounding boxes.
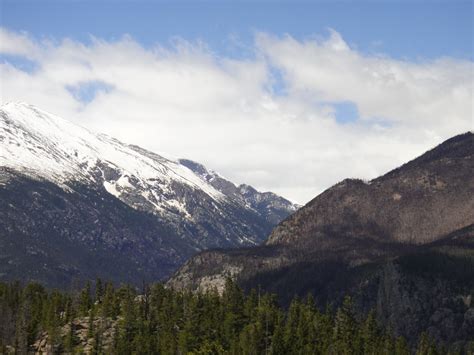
[0,1,472,203]
[1,0,472,60]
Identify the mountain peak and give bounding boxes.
[2,100,31,108]
[268,131,474,247]
[0,102,227,201]
[179,158,300,223]
[378,132,473,182]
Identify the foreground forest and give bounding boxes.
[0,280,457,354]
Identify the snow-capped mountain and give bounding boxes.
[0,102,298,287]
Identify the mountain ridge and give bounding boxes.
[0,101,298,287]
[266,131,474,246]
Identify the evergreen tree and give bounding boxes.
[270,313,286,355]
[314,304,333,354]
[395,336,410,355]
[222,278,245,348]
[100,282,116,318]
[64,320,78,353]
[115,286,136,354]
[44,291,62,351]
[90,328,102,355]
[196,339,225,354]
[79,281,92,317]
[95,278,104,304]
[416,332,438,355]
[332,296,356,355]
[361,309,379,355]
[14,300,29,354]
[283,296,301,353]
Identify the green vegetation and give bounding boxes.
[0,279,441,354]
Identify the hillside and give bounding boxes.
[168,132,474,346]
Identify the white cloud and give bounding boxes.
[0,28,472,204]
[0,28,40,58]
[257,31,472,131]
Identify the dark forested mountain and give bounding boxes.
[168,132,474,348]
[0,102,298,287]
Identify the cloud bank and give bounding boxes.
[0,27,472,203]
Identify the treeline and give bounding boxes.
[0,279,443,354]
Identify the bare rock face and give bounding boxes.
[32,317,117,354]
[167,245,291,293]
[168,132,474,347]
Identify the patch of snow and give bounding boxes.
[116,175,134,189]
[103,181,120,198]
[166,199,192,219]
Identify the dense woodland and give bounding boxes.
[0,279,452,354]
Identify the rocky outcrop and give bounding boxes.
[32,317,117,354]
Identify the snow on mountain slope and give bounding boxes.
[0,102,298,250]
[0,102,224,216]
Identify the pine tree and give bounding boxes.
[14,301,29,354]
[270,313,286,355]
[222,278,245,348]
[79,281,92,317]
[45,292,62,351]
[361,309,379,355]
[295,301,315,352]
[100,282,115,318]
[381,332,396,355]
[416,332,435,355]
[239,323,261,354]
[314,304,333,354]
[64,320,77,353]
[90,329,102,355]
[196,339,225,354]
[115,286,137,354]
[395,336,410,355]
[95,279,104,304]
[283,296,301,353]
[332,296,356,355]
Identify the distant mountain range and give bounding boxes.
[0,102,298,287]
[168,132,474,348]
